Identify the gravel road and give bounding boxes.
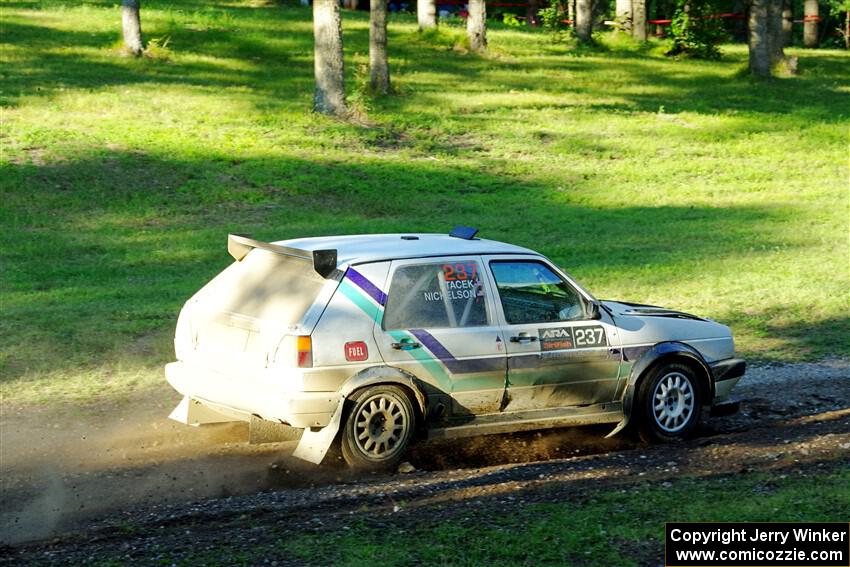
[1,359,848,560]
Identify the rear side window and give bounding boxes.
[382,261,489,330]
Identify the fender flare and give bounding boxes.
[606,341,712,438]
[338,365,429,418]
[292,365,429,464]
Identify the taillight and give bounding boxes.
[296,335,313,368]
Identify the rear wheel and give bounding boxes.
[637,362,703,443]
[340,385,415,470]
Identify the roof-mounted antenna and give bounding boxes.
[449,226,479,240]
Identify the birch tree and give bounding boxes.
[467,0,487,51]
[418,0,437,29]
[632,0,647,40]
[615,0,632,32]
[803,0,819,46]
[121,0,143,56]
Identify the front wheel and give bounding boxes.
[637,362,703,443]
[340,385,415,470]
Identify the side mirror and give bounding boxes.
[587,300,602,320]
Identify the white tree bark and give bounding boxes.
[467,0,487,51]
[803,0,818,47]
[615,0,632,32]
[632,0,646,40]
[121,0,143,56]
[418,0,437,29]
[313,0,346,115]
[370,0,390,93]
[575,0,592,42]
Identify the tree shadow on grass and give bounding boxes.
[717,310,850,362]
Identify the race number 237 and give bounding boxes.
[573,326,607,347]
[442,262,477,281]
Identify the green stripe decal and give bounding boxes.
[339,281,452,391]
[338,280,383,323]
[387,330,452,391]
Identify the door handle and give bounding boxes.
[391,338,421,350]
[510,334,538,343]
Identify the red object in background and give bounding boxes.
[345,341,369,362]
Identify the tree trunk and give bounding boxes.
[467,0,487,51]
[369,0,390,93]
[615,0,632,32]
[732,0,748,42]
[567,0,575,28]
[781,0,792,46]
[632,0,646,40]
[121,0,143,56]
[313,0,346,115]
[575,0,592,42]
[526,0,541,26]
[803,0,818,47]
[846,10,849,50]
[418,0,436,29]
[749,0,770,76]
[767,0,785,65]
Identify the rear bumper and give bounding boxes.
[165,361,340,428]
[709,358,746,402]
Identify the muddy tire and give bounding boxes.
[637,362,703,443]
[340,385,415,470]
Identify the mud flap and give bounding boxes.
[605,419,628,438]
[169,396,236,426]
[292,396,344,464]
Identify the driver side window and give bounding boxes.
[489,260,585,325]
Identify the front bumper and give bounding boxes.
[709,358,746,403]
[165,361,340,429]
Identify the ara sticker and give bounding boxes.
[539,326,607,351]
[345,341,369,362]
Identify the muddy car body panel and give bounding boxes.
[166,230,746,465]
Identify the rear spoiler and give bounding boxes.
[227,233,338,278]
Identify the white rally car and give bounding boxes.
[166,228,745,469]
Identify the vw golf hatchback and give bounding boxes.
[166,228,745,468]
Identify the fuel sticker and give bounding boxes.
[344,341,369,362]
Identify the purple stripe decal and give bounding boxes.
[409,329,505,374]
[345,268,387,306]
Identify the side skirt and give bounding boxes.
[427,402,623,441]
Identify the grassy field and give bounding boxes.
[1,0,848,405]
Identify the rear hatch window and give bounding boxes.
[186,249,329,370]
[197,249,327,324]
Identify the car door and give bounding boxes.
[483,256,622,411]
[375,256,507,418]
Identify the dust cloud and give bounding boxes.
[1,393,635,545]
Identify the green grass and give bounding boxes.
[1,0,848,404]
